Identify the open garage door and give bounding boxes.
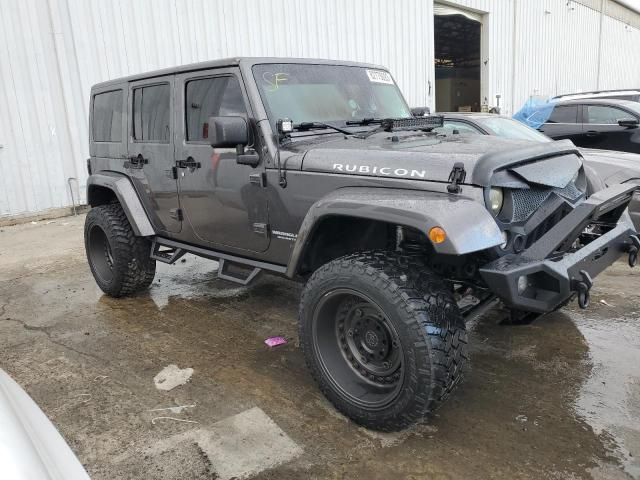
[434,4,482,112]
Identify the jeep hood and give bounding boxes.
[298,133,583,187]
[580,148,640,186]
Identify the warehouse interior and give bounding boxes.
[434,6,482,112]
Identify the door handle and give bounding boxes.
[177,157,201,169]
[585,130,600,137]
[125,154,147,169]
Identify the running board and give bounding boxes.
[217,259,262,285]
[151,238,186,264]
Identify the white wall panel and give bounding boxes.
[0,0,639,218]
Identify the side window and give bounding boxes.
[93,90,123,142]
[133,83,170,142]
[434,120,482,135]
[547,105,578,124]
[586,105,635,125]
[186,76,247,142]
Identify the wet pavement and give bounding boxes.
[0,215,639,479]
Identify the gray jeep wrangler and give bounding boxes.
[85,57,639,431]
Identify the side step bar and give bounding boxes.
[149,237,287,286]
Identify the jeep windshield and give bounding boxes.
[252,63,412,132]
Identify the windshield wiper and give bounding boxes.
[294,122,353,135]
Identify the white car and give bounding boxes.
[0,369,90,480]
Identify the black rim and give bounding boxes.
[312,288,404,410]
[88,225,115,284]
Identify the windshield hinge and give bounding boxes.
[447,162,466,194]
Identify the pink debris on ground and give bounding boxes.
[264,336,288,348]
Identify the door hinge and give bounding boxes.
[249,172,266,187]
[447,162,467,194]
[169,208,183,221]
[172,166,178,179]
[252,222,269,237]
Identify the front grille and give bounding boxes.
[510,181,584,223]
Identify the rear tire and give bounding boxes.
[299,251,468,431]
[84,203,156,297]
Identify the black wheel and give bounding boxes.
[84,203,156,297]
[299,251,468,431]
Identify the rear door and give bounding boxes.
[539,104,582,141]
[581,104,640,153]
[174,68,270,252]
[127,77,181,233]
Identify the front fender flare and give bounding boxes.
[286,187,503,277]
[87,172,155,236]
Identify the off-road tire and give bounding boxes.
[84,203,156,297]
[299,251,468,431]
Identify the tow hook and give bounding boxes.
[628,235,640,268]
[573,270,593,309]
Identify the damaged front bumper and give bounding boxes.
[480,183,640,313]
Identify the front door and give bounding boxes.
[581,104,640,153]
[127,77,181,233]
[175,68,269,252]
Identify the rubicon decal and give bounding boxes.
[333,164,427,179]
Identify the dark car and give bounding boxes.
[436,112,640,229]
[536,99,640,153]
[85,57,639,431]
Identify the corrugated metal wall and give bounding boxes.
[1,0,639,218]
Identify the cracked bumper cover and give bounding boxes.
[479,183,639,313]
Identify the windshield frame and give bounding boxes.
[251,62,412,132]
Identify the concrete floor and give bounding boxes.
[1,215,639,479]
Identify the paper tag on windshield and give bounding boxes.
[366,69,394,84]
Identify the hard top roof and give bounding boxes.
[92,57,385,89]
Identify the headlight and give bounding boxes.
[489,187,504,215]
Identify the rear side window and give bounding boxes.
[586,105,635,124]
[547,105,578,123]
[133,84,171,142]
[93,90,123,142]
[186,76,247,142]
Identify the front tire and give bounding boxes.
[84,203,156,297]
[299,251,468,431]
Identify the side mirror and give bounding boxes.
[618,118,639,128]
[411,107,431,117]
[208,116,249,148]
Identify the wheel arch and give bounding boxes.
[87,172,155,237]
[286,187,504,278]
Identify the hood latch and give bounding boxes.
[447,162,466,194]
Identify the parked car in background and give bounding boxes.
[535,99,640,153]
[436,112,640,229]
[552,89,640,103]
[0,369,90,479]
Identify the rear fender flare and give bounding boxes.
[87,173,155,236]
[286,187,503,277]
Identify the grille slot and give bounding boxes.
[509,181,584,223]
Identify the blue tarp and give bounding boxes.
[512,97,557,129]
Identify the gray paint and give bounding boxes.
[87,172,154,236]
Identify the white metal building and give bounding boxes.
[1,0,640,220]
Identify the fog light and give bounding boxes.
[429,226,447,244]
[517,275,529,295]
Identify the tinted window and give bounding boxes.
[547,105,578,123]
[186,76,247,142]
[93,90,123,142]
[477,117,552,142]
[586,105,635,124]
[133,84,170,142]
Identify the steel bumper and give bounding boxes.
[480,183,639,313]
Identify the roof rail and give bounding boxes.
[552,88,640,99]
